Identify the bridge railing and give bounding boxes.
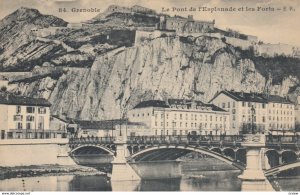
[266,135,300,145]
[69,136,115,145]
[126,135,244,145]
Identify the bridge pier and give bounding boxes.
[111,135,141,181]
[238,134,274,191]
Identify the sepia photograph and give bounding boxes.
[0,0,300,193]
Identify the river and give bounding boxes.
[0,164,299,191]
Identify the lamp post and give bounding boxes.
[251,105,256,134]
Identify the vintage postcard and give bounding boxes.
[0,0,300,193]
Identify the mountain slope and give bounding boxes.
[10,36,300,120]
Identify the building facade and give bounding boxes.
[158,15,215,33]
[0,92,52,139]
[75,119,149,138]
[127,99,230,136]
[209,90,295,135]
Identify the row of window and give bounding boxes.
[154,129,217,136]
[16,106,47,114]
[269,123,294,129]
[154,121,226,129]
[268,116,294,122]
[268,110,293,115]
[16,121,44,130]
[271,103,293,109]
[13,115,35,122]
[154,113,227,122]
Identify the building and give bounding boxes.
[209,90,295,135]
[49,115,76,138]
[127,99,230,136]
[0,92,52,139]
[106,5,156,15]
[75,119,149,138]
[158,15,215,33]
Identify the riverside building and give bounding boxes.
[127,99,230,136]
[209,90,295,135]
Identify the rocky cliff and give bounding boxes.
[8,36,300,120]
[1,7,300,120]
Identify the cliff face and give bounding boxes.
[0,7,68,71]
[10,36,299,120]
[2,8,299,120]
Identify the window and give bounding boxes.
[26,123,32,130]
[38,116,44,129]
[222,103,226,108]
[133,114,135,117]
[155,130,158,135]
[26,116,34,122]
[262,116,265,123]
[262,103,266,109]
[16,122,22,129]
[242,102,246,107]
[228,102,230,108]
[210,116,212,121]
[16,106,21,114]
[13,115,23,121]
[161,122,163,127]
[233,115,236,121]
[161,114,163,119]
[233,102,235,108]
[38,107,46,114]
[26,107,35,113]
[180,114,182,120]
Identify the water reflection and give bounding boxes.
[1,167,299,191]
[0,170,243,191]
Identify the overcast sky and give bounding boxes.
[0,0,300,46]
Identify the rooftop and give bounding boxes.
[210,90,293,104]
[0,92,51,107]
[133,99,226,112]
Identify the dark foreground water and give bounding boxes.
[0,166,299,191]
[0,170,242,191]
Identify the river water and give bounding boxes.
[0,166,299,191]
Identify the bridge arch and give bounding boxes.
[129,145,244,170]
[70,145,115,156]
[265,149,280,167]
[281,150,298,164]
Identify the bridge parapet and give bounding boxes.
[69,137,115,148]
[126,135,244,147]
[266,135,300,148]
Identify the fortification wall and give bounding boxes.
[225,36,254,50]
[135,30,175,46]
[255,43,296,57]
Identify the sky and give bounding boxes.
[0,0,300,46]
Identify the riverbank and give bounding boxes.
[0,164,105,180]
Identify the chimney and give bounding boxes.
[240,90,244,97]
